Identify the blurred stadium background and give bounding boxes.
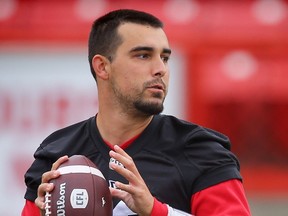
[0,0,288,215]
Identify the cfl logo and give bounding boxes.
[70,189,89,209]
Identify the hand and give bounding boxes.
[109,145,154,216]
[34,155,69,215]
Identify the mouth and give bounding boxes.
[144,79,167,97]
[148,84,164,91]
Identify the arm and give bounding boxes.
[108,145,251,216]
[21,200,41,216]
[33,156,69,216]
[191,179,251,216]
[150,179,250,216]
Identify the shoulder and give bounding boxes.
[153,114,231,150]
[153,115,241,191]
[24,117,96,201]
[152,114,199,135]
[36,116,95,159]
[43,117,94,144]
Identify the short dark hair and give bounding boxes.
[88,9,164,81]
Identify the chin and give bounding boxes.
[134,100,164,115]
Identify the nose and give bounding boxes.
[152,57,168,77]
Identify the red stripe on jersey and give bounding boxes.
[191,179,251,216]
[21,200,40,216]
[150,197,168,216]
[104,133,141,150]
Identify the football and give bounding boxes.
[44,155,112,216]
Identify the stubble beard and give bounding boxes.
[134,91,165,116]
[112,84,166,116]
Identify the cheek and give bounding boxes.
[119,69,144,89]
[164,72,170,88]
[116,72,141,93]
[111,64,131,86]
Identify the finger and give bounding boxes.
[115,181,135,195]
[35,196,45,210]
[109,146,138,174]
[109,186,126,199]
[35,156,69,212]
[42,155,68,183]
[35,182,54,209]
[109,153,139,184]
[51,155,69,170]
[113,145,130,157]
[109,147,144,186]
[37,182,54,198]
[110,163,145,196]
[109,160,135,181]
[41,155,68,183]
[41,170,60,184]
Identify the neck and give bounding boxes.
[96,110,153,146]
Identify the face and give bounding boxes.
[107,22,171,116]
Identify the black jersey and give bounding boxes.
[24,114,242,214]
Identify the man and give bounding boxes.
[22,9,251,216]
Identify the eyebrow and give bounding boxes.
[129,46,172,55]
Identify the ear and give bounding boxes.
[92,55,110,80]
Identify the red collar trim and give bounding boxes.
[104,133,141,150]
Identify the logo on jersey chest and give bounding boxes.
[109,157,124,170]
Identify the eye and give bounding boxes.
[161,55,170,63]
[136,53,150,59]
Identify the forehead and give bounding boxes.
[117,22,170,51]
